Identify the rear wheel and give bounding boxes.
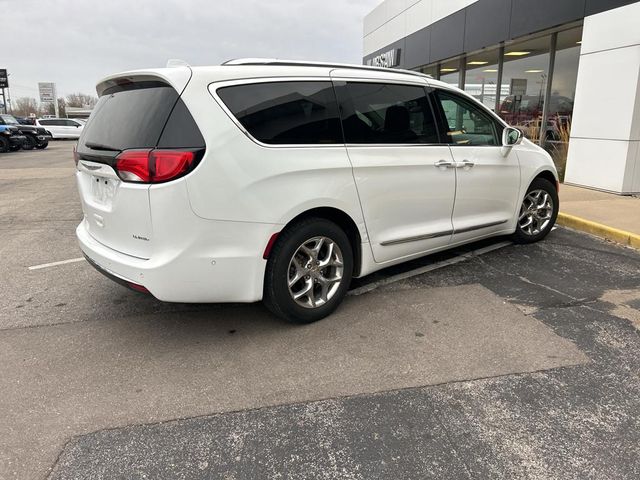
[512,178,558,244]
[35,141,48,150]
[263,218,353,323]
[22,135,36,150]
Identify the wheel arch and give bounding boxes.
[279,207,363,277]
[532,169,558,189]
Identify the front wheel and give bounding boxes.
[512,178,559,244]
[0,136,9,153]
[35,141,49,150]
[263,218,353,323]
[22,135,37,150]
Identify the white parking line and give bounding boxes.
[349,240,512,296]
[28,257,86,271]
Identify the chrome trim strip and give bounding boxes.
[380,220,509,247]
[380,230,453,246]
[454,219,508,235]
[209,77,432,150]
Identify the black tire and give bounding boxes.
[263,217,353,324]
[0,136,9,153]
[35,141,48,150]
[22,135,37,150]
[9,144,21,152]
[512,177,559,244]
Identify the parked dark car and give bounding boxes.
[0,125,27,153]
[0,114,50,150]
[14,116,36,126]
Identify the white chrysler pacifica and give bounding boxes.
[75,59,559,323]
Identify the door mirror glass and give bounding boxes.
[503,127,523,146]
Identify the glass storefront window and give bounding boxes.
[463,49,500,111]
[439,57,460,87]
[418,65,438,79]
[498,35,552,141]
[547,27,582,140]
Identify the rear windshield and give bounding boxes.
[79,80,204,151]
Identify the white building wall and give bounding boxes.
[363,0,478,56]
[564,2,640,194]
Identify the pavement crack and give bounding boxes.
[516,275,583,302]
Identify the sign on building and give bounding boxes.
[510,79,528,96]
[366,49,401,68]
[0,69,8,89]
[38,82,57,103]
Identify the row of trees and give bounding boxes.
[10,93,98,118]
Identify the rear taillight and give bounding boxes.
[115,149,198,183]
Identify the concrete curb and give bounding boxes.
[557,212,640,250]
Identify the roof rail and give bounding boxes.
[221,58,432,79]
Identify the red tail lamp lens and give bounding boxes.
[115,149,196,183]
[150,150,195,182]
[115,149,152,182]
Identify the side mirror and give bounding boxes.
[502,126,523,146]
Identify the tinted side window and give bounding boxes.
[217,82,341,145]
[336,82,438,144]
[39,120,52,125]
[65,120,79,127]
[434,90,500,146]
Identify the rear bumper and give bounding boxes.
[83,252,151,294]
[76,218,278,303]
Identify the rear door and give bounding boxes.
[333,80,456,263]
[75,78,202,259]
[430,88,521,243]
[48,120,66,137]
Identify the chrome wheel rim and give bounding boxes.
[288,236,344,309]
[519,189,554,236]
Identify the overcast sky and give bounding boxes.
[2,0,379,101]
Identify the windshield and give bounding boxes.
[0,114,19,125]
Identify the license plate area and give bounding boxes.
[90,175,118,205]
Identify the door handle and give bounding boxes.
[456,160,475,169]
[434,160,455,168]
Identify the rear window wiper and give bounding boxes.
[85,142,121,152]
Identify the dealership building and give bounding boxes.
[363,0,640,194]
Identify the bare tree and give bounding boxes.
[12,97,38,117]
[65,93,98,108]
[38,98,66,118]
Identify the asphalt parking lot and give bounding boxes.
[1,142,639,480]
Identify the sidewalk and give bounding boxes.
[558,184,640,248]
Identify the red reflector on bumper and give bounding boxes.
[128,282,150,293]
[263,232,280,259]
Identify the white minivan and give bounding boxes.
[37,118,84,139]
[75,60,559,323]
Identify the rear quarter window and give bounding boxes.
[216,81,342,145]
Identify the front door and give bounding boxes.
[333,80,456,264]
[431,88,521,244]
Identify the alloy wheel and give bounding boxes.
[518,189,554,236]
[287,236,344,309]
